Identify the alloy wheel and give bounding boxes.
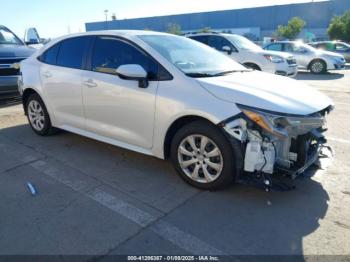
[28,100,45,131]
[177,134,223,183]
[311,61,324,73]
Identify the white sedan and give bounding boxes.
[19,31,333,190]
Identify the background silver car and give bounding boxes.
[309,41,350,63]
[264,41,346,74]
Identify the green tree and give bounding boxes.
[276,17,306,40]
[328,11,350,42]
[166,23,182,35]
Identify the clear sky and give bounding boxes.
[1,0,327,39]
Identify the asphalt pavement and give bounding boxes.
[0,69,349,259]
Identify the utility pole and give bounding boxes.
[104,10,109,29]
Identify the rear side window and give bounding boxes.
[40,43,60,65]
[56,37,91,69]
[91,36,159,80]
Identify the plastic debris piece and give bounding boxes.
[27,182,37,196]
[267,200,272,206]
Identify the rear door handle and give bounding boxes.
[83,79,97,88]
[42,71,52,78]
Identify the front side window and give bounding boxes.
[56,37,91,69]
[91,37,159,80]
[285,43,314,53]
[189,35,209,45]
[139,34,246,77]
[0,27,22,45]
[266,43,283,51]
[208,36,234,51]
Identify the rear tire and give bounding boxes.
[170,120,243,190]
[309,59,327,74]
[26,93,57,136]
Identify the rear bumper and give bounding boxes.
[0,76,19,94]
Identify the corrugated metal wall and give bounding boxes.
[86,0,350,37]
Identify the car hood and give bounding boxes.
[251,49,293,59]
[0,44,36,58]
[197,71,333,115]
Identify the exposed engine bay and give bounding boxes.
[222,105,334,190]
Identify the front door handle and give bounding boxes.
[83,79,97,88]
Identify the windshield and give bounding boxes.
[225,34,262,51]
[139,34,247,77]
[0,27,22,45]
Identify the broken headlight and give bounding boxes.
[237,105,290,139]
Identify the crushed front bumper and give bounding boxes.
[276,139,334,179]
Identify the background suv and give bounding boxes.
[0,25,35,96]
[187,33,298,77]
[264,41,346,74]
[309,41,350,63]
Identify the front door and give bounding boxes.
[82,36,159,149]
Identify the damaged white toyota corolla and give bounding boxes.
[19,31,333,190]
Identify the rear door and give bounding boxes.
[40,36,92,129]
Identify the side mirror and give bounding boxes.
[116,64,149,88]
[25,39,40,45]
[222,45,233,55]
[299,49,308,54]
[24,28,41,45]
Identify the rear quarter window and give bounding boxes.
[39,43,61,65]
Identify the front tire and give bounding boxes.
[309,60,327,74]
[26,93,56,136]
[170,120,243,190]
[243,63,261,71]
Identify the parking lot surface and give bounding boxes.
[0,69,350,258]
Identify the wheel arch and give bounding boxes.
[22,88,42,115]
[243,62,261,71]
[307,58,327,70]
[163,115,215,159]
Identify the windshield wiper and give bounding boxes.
[213,69,252,76]
[185,72,215,78]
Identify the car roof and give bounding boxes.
[267,41,296,44]
[312,41,346,44]
[186,32,239,37]
[48,30,171,45]
[58,30,169,39]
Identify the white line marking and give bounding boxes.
[30,160,225,255]
[87,188,157,227]
[328,137,350,144]
[151,221,225,255]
